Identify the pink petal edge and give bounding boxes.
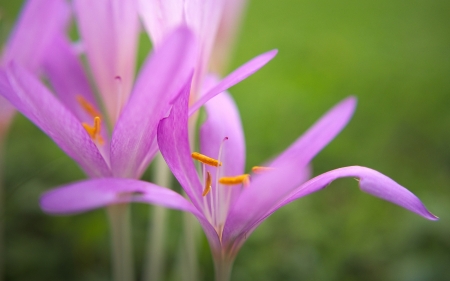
[188,49,278,116]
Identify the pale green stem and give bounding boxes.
[143,153,171,281]
[213,255,235,281]
[179,212,200,281]
[107,204,134,281]
[176,114,201,281]
[0,133,5,281]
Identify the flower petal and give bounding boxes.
[0,64,111,178]
[40,178,199,215]
[188,49,278,115]
[1,0,70,72]
[282,166,438,220]
[226,166,438,249]
[40,176,222,251]
[157,77,204,211]
[110,27,196,179]
[73,0,140,123]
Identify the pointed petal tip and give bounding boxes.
[257,49,278,64]
[354,166,438,221]
[266,49,278,58]
[340,95,358,113]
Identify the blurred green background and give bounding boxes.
[1,0,450,280]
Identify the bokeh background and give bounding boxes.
[1,0,450,280]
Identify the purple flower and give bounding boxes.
[39,79,437,273]
[156,82,438,265]
[0,27,197,179]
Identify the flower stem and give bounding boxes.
[179,212,199,281]
[107,204,134,281]
[143,153,171,281]
[0,133,5,281]
[213,255,234,281]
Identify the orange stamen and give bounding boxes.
[191,152,222,167]
[82,116,104,144]
[251,166,274,174]
[202,171,212,196]
[219,174,250,187]
[76,95,101,118]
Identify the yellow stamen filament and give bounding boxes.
[76,95,101,118]
[82,116,104,144]
[202,171,212,196]
[251,166,274,174]
[191,152,222,167]
[219,174,250,187]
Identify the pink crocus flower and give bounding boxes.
[0,0,275,180]
[156,83,438,276]
[0,27,197,179]
[39,79,437,279]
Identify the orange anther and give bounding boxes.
[191,152,222,167]
[219,174,250,187]
[76,95,101,118]
[202,172,212,196]
[251,166,274,174]
[82,116,104,144]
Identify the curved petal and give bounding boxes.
[0,64,111,178]
[110,27,196,178]
[226,166,438,249]
[157,78,204,211]
[39,176,222,251]
[74,0,139,123]
[188,49,278,115]
[223,97,357,241]
[40,178,199,215]
[1,0,70,72]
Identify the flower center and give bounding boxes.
[191,149,271,237]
